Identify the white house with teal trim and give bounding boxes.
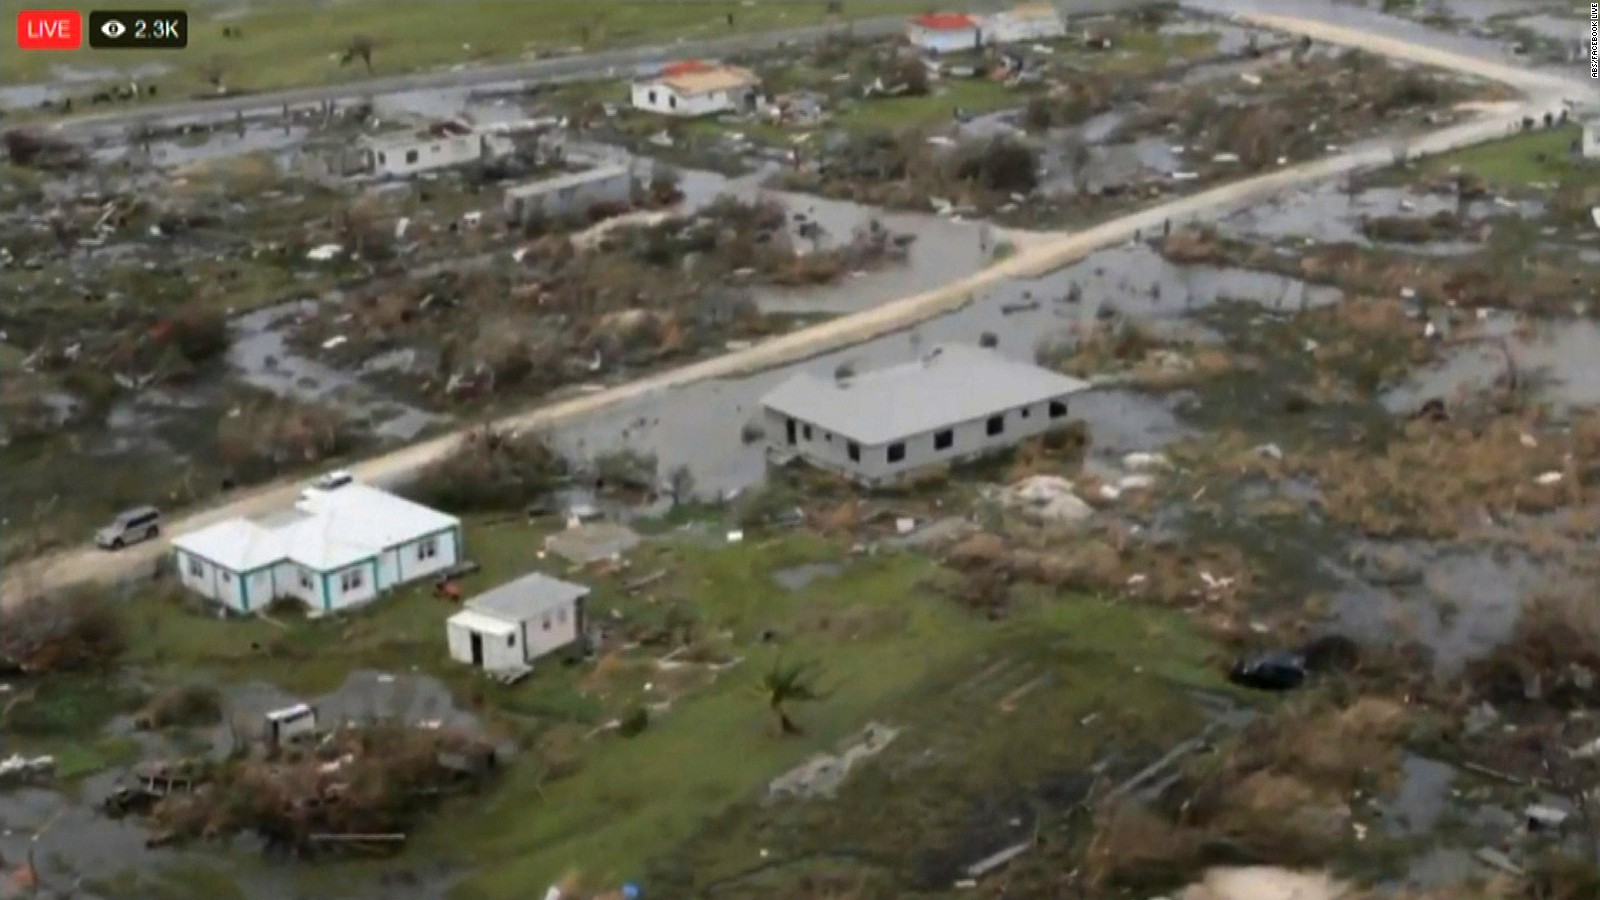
[170,484,462,616]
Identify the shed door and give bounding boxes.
[469,633,484,667]
[785,418,797,445]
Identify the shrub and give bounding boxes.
[405,427,567,513]
[1,590,125,673]
[138,684,224,729]
[618,705,650,738]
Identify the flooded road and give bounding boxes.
[549,239,1339,499]
[230,301,446,441]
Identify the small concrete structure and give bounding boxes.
[631,60,762,117]
[503,164,635,224]
[356,122,511,178]
[446,572,589,672]
[263,703,318,746]
[761,345,1089,487]
[171,483,462,616]
[1581,109,1600,160]
[985,4,1066,44]
[907,13,983,54]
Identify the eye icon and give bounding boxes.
[100,19,126,39]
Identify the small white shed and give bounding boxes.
[447,571,589,673]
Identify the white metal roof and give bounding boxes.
[172,483,459,574]
[466,571,589,622]
[761,344,1090,446]
[448,609,518,636]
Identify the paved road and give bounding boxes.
[2,7,1587,605]
[47,16,906,135]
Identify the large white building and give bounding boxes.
[630,61,762,117]
[171,483,462,616]
[985,4,1066,44]
[760,345,1089,487]
[447,571,589,674]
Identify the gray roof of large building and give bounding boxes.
[504,165,632,199]
[466,571,590,622]
[760,344,1090,446]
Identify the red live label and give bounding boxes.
[17,10,82,50]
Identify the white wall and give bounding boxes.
[390,528,458,587]
[630,81,740,117]
[447,618,523,671]
[767,394,1079,486]
[325,559,379,614]
[367,134,482,177]
[908,26,982,54]
[986,15,1065,45]
[176,550,233,608]
[524,599,581,661]
[273,560,323,612]
[1583,124,1599,160]
[448,598,582,671]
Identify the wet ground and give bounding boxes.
[0,669,482,899]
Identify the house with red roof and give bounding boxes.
[907,12,982,55]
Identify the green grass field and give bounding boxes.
[1418,123,1586,188]
[842,78,1027,130]
[3,0,940,98]
[81,514,1231,897]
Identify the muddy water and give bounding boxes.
[231,300,447,441]
[675,166,997,317]
[1218,182,1544,250]
[1327,540,1556,671]
[0,669,482,898]
[549,242,1338,499]
[1383,316,1600,413]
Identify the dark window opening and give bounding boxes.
[404,149,419,164]
[847,442,860,462]
[887,443,906,463]
[1049,399,1068,419]
[986,414,1005,436]
[934,429,953,450]
[1020,406,1031,418]
[803,425,813,441]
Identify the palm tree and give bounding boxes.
[759,658,829,736]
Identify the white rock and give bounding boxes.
[1534,471,1563,486]
[1118,474,1157,492]
[1122,451,1171,472]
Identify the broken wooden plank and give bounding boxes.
[964,840,1031,879]
[308,833,407,843]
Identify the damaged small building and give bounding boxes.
[760,344,1089,487]
[355,121,512,178]
[630,60,762,117]
[503,164,635,224]
[985,3,1067,45]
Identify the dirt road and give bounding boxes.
[2,12,1581,606]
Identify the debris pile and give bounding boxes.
[139,723,497,856]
